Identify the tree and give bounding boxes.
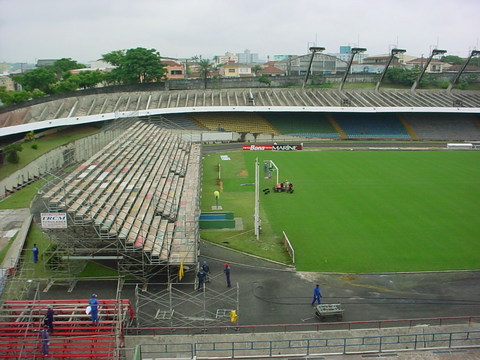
[51,78,79,94]
[251,65,262,76]
[4,143,23,164]
[311,74,325,85]
[198,59,213,89]
[385,67,421,86]
[70,71,104,89]
[0,87,33,106]
[51,58,86,78]
[258,74,272,86]
[102,47,166,84]
[13,67,56,93]
[440,55,464,65]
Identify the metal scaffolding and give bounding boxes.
[135,272,240,328]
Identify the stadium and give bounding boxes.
[0,81,480,358]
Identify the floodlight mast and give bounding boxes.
[447,50,480,92]
[375,48,406,91]
[410,49,447,92]
[339,47,367,91]
[303,46,325,89]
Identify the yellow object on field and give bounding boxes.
[230,310,238,322]
[178,262,184,281]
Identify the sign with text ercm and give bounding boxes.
[41,213,68,229]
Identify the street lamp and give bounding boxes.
[303,46,325,88]
[339,47,367,91]
[447,50,480,92]
[411,49,447,92]
[375,48,406,91]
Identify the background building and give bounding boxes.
[236,49,260,63]
[214,52,238,65]
[327,46,369,63]
[219,63,253,77]
[276,53,347,75]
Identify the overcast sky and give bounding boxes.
[1,0,479,64]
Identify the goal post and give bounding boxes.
[264,160,279,185]
[282,231,295,264]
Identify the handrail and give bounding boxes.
[136,330,480,359]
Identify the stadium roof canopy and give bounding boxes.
[0,88,479,137]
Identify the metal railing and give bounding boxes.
[136,329,480,359]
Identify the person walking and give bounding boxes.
[311,284,322,307]
[202,261,210,283]
[224,263,231,288]
[44,305,54,334]
[32,244,39,263]
[88,294,99,324]
[38,325,49,356]
[197,269,206,291]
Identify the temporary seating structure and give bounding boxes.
[0,299,134,359]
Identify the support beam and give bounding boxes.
[375,49,406,91]
[411,49,447,92]
[339,48,367,91]
[447,50,480,92]
[303,47,325,89]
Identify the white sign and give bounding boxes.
[41,213,68,229]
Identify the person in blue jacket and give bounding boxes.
[32,244,39,263]
[44,305,54,334]
[89,294,99,324]
[224,263,231,288]
[311,284,322,306]
[38,325,49,356]
[202,261,210,282]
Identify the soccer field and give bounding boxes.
[239,150,480,272]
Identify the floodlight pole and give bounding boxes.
[339,47,367,91]
[375,48,406,91]
[447,50,480,92]
[303,46,325,89]
[411,48,447,92]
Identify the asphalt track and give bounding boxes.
[38,240,480,326]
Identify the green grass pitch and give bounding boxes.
[233,150,480,272]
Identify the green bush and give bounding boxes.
[4,143,23,164]
[440,81,450,89]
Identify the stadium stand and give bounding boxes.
[190,112,280,134]
[147,113,206,131]
[261,112,340,138]
[0,88,480,139]
[404,113,480,140]
[0,299,133,359]
[39,120,201,277]
[333,113,411,139]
